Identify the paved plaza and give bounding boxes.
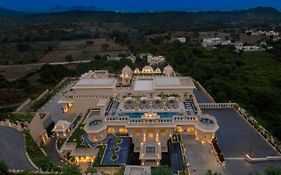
[38,87,77,124]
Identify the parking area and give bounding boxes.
[0,126,34,170]
[203,108,281,174]
[182,135,224,175]
[203,108,279,158]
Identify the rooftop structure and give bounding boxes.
[52,120,71,138]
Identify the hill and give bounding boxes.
[47,5,104,13]
[0,7,25,16]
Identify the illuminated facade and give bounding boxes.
[60,65,219,166]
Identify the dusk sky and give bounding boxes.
[1,0,281,12]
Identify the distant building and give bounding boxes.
[235,45,266,52]
[138,53,152,60]
[147,55,165,65]
[177,37,186,43]
[107,55,136,63]
[202,37,222,48]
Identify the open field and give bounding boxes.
[40,38,128,63]
[0,64,42,81]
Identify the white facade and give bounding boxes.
[147,55,165,65]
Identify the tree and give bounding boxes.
[65,55,74,62]
[17,43,32,52]
[265,166,281,175]
[205,170,222,175]
[0,161,8,175]
[101,43,109,51]
[86,167,97,174]
[151,165,173,175]
[19,170,33,175]
[61,164,82,175]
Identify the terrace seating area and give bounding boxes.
[183,101,196,115]
[122,96,179,111]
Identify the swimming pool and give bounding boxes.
[121,112,178,118]
[89,120,102,126]
[200,118,214,124]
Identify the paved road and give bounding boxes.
[0,126,34,170]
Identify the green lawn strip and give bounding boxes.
[0,113,34,123]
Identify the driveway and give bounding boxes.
[0,126,34,170]
[182,135,224,175]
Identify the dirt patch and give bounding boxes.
[39,38,128,63]
[0,64,42,81]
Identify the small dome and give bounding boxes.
[142,66,154,73]
[122,66,132,76]
[134,68,140,74]
[155,67,162,73]
[163,65,174,76]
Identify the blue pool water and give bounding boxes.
[121,112,177,118]
[200,118,214,124]
[89,120,101,126]
[102,137,131,165]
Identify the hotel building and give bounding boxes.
[58,65,219,166]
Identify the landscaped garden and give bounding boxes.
[68,124,89,148]
[93,144,106,167]
[0,113,34,123]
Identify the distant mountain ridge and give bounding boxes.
[0,7,25,16]
[0,6,280,17]
[47,5,104,13]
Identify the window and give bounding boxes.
[146,146,156,153]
